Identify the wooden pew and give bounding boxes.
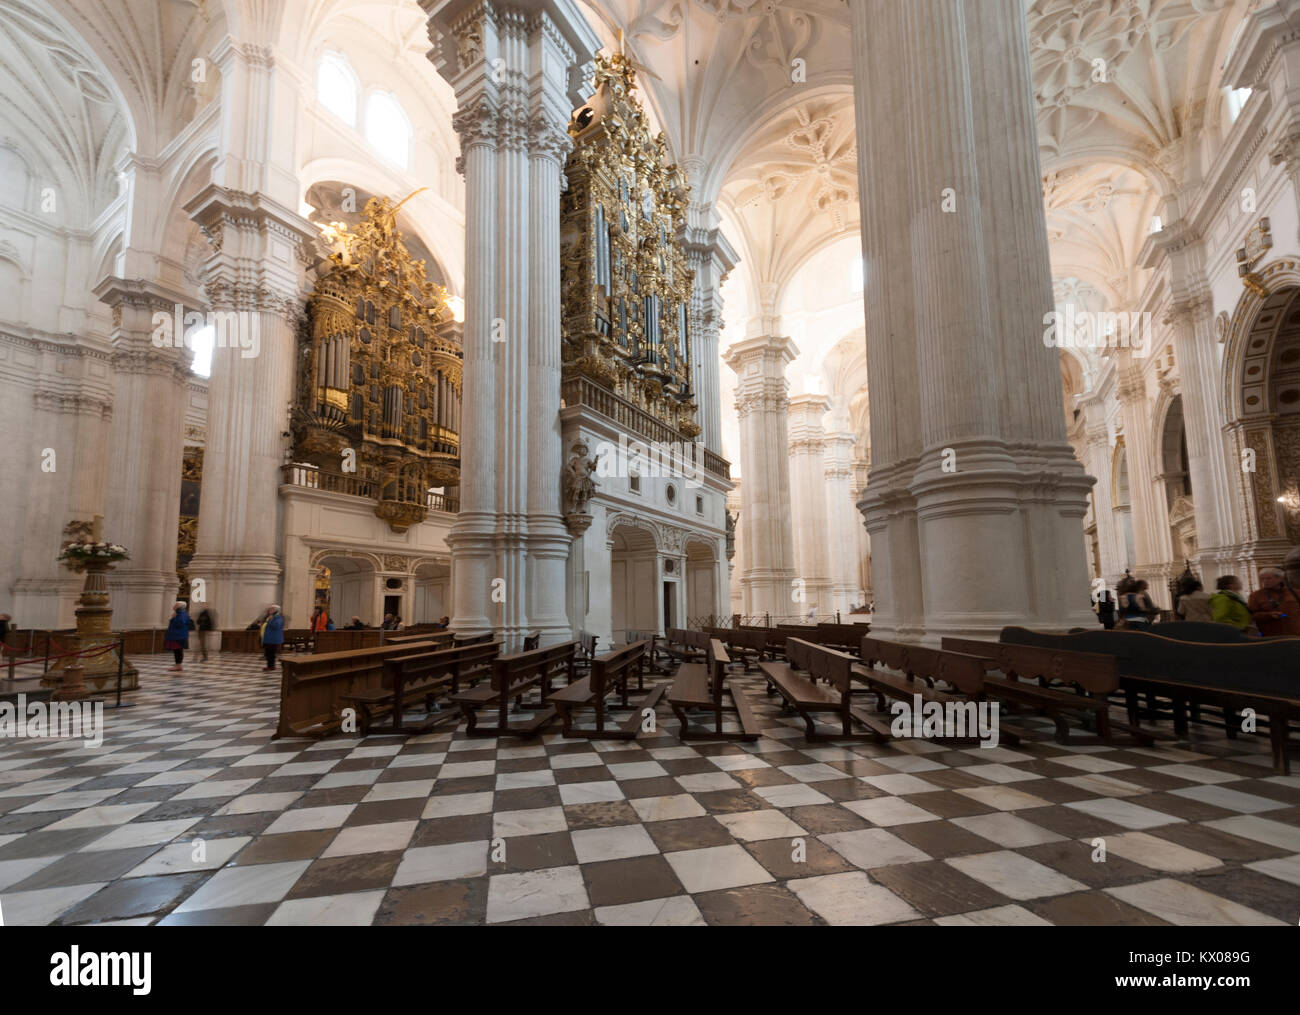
[663,628,709,665]
[339,640,500,736]
[452,641,577,738]
[856,637,1022,746]
[760,639,888,741]
[709,627,769,672]
[273,641,440,739]
[548,641,666,740]
[626,630,670,675]
[666,638,760,742]
[816,623,870,653]
[999,627,1300,774]
[942,638,1159,747]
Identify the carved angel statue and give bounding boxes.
[563,442,599,515]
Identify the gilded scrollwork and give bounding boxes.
[295,194,462,534]
[561,51,700,439]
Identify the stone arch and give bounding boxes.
[605,512,661,549]
[1221,258,1300,551]
[309,550,380,626]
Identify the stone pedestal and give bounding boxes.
[47,560,139,697]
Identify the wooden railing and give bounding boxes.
[561,375,731,481]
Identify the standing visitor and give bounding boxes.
[1248,568,1300,638]
[0,613,11,644]
[310,606,327,633]
[1174,578,1214,623]
[196,607,215,661]
[1209,576,1255,633]
[165,601,193,672]
[1117,579,1159,630]
[262,605,285,670]
[1094,587,1116,630]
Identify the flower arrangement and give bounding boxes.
[58,541,130,564]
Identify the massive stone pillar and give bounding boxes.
[680,211,738,453]
[424,0,599,647]
[185,187,315,628]
[851,0,1094,641]
[1117,362,1172,580]
[724,336,798,620]
[787,394,833,617]
[824,429,860,614]
[95,279,192,627]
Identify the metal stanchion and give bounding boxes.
[96,636,136,710]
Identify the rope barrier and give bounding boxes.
[1,641,121,668]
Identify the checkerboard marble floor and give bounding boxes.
[1,653,1299,926]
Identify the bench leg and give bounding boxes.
[1172,699,1188,737]
[1269,713,1290,776]
[1224,706,1239,739]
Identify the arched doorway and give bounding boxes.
[684,539,718,627]
[610,522,659,642]
[314,554,378,628]
[1112,439,1136,572]
[412,559,451,625]
[1223,266,1300,570]
[1158,395,1196,561]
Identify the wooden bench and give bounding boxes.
[626,630,670,675]
[709,627,769,672]
[816,623,870,653]
[666,638,761,742]
[274,641,440,739]
[760,639,888,742]
[942,638,1159,747]
[999,627,1300,773]
[663,628,709,665]
[856,637,1023,746]
[548,641,666,740]
[339,640,500,736]
[451,641,577,738]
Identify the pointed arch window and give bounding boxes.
[365,92,412,170]
[318,52,359,127]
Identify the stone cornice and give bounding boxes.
[0,327,113,362]
[32,389,113,419]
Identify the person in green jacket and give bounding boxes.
[1210,576,1256,633]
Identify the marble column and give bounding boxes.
[184,186,316,628]
[1117,363,1172,577]
[787,394,833,617]
[724,336,798,620]
[680,214,738,453]
[424,0,599,648]
[851,0,1094,640]
[1080,416,1122,584]
[824,429,859,614]
[852,456,873,605]
[94,279,193,627]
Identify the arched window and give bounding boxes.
[365,92,412,169]
[318,52,358,126]
[190,324,215,379]
[1227,87,1252,124]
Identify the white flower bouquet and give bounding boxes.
[58,540,130,563]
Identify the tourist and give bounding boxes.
[1174,577,1214,623]
[380,613,395,631]
[310,606,327,634]
[165,601,193,672]
[1209,576,1255,633]
[392,615,403,631]
[1248,568,1300,638]
[1117,579,1159,629]
[346,616,366,630]
[1094,586,1116,630]
[436,615,450,630]
[262,605,285,670]
[196,607,215,661]
[0,613,11,643]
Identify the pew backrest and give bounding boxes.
[492,641,578,696]
[943,637,1119,695]
[591,641,647,696]
[860,636,986,696]
[787,639,853,694]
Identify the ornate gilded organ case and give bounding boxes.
[561,52,700,438]
[294,195,462,533]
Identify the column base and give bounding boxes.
[186,554,283,630]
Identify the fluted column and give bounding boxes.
[1117,363,1172,574]
[787,395,833,616]
[680,216,738,453]
[1081,418,1122,583]
[94,279,193,626]
[424,0,599,648]
[851,0,1094,641]
[824,430,859,614]
[184,186,315,627]
[724,336,798,619]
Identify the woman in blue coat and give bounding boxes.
[262,604,285,670]
[165,601,193,672]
